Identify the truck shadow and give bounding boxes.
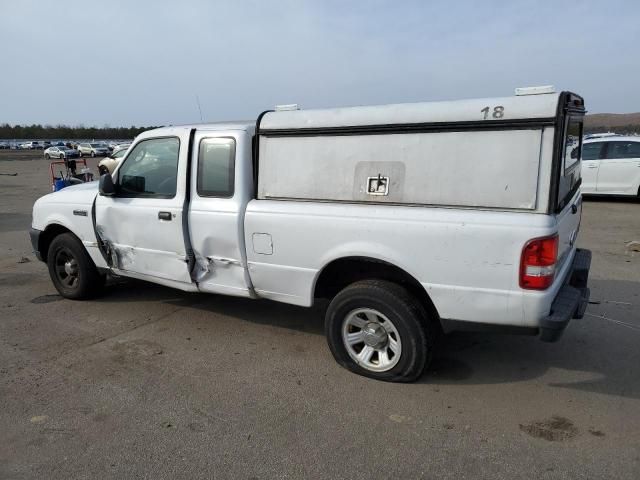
[97,277,639,400]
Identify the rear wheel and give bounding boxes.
[325,279,434,382]
[78,151,83,157]
[47,233,105,299]
[91,151,96,157]
[59,154,64,159]
[44,153,50,159]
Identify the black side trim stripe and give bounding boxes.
[259,117,556,137]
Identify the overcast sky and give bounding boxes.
[1,0,639,126]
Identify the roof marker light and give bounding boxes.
[515,85,556,96]
[275,104,300,111]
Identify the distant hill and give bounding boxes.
[584,112,640,134]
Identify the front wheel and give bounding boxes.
[47,233,105,299]
[325,279,434,382]
[59,154,64,159]
[91,151,96,157]
[44,153,50,159]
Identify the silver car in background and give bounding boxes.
[77,143,109,157]
[44,146,80,160]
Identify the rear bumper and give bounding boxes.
[539,248,591,342]
[30,228,44,261]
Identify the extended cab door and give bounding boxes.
[95,131,193,286]
[580,141,605,194]
[188,130,253,297]
[597,140,640,194]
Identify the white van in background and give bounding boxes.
[581,136,640,197]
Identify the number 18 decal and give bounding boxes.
[480,106,505,119]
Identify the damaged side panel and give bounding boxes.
[94,200,193,285]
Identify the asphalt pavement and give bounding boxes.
[1,150,639,479]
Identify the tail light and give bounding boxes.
[520,234,559,290]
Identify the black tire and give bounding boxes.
[44,153,50,159]
[59,154,64,159]
[325,279,434,382]
[47,233,105,299]
[91,151,96,157]
[78,151,83,157]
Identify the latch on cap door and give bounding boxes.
[366,174,389,196]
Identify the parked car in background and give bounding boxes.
[44,146,80,160]
[20,141,42,149]
[97,147,127,174]
[0,142,10,149]
[42,141,52,149]
[77,143,109,157]
[581,136,640,197]
[112,142,131,154]
[584,132,618,141]
[107,141,122,152]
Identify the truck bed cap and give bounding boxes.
[260,93,561,132]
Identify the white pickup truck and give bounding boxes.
[30,87,591,382]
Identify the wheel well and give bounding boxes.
[314,257,440,324]
[39,224,72,262]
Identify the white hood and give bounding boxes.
[32,181,99,231]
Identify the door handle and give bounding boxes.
[158,211,172,221]
[587,165,598,169]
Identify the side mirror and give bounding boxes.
[99,173,116,196]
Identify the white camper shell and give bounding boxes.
[257,91,580,212]
[31,88,591,382]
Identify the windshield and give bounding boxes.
[90,143,103,148]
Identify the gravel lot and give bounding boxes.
[1,150,639,479]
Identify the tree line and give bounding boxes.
[584,124,640,135]
[0,124,161,140]
[2,121,638,140]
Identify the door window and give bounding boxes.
[116,137,180,198]
[581,142,605,160]
[605,141,640,159]
[197,137,235,198]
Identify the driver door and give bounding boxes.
[95,130,193,287]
